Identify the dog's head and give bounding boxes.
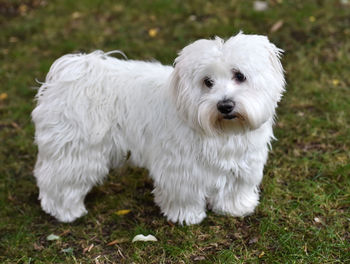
[171,32,285,135]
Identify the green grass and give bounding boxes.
[1,0,349,263]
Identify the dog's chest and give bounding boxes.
[199,136,250,173]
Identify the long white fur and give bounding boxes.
[32,33,285,225]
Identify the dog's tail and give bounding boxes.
[34,50,128,100]
[105,50,128,60]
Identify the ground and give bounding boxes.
[0,0,349,263]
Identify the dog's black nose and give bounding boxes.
[217,99,235,114]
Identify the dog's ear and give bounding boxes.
[265,40,286,98]
[171,37,224,94]
[266,41,284,81]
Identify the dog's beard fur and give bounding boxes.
[182,94,271,136]
[197,98,247,135]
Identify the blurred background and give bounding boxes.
[0,0,349,263]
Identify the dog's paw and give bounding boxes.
[210,195,259,217]
[40,193,87,222]
[211,202,256,217]
[55,205,88,223]
[165,207,207,225]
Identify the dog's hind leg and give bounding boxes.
[34,141,112,222]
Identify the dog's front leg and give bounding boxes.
[209,178,260,217]
[208,159,265,218]
[152,177,207,225]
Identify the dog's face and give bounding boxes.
[171,33,285,135]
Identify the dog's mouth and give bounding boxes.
[223,114,237,120]
[223,112,244,120]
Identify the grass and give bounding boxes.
[0,0,349,263]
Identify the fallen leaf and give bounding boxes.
[188,15,197,21]
[18,4,28,15]
[11,122,20,129]
[248,237,259,244]
[33,242,44,251]
[9,37,18,43]
[167,220,175,226]
[88,244,94,252]
[46,234,60,241]
[193,256,205,261]
[254,1,268,11]
[83,243,94,253]
[113,4,124,12]
[132,234,158,242]
[115,209,131,215]
[314,217,324,224]
[148,28,158,38]
[59,229,70,236]
[61,247,74,254]
[304,243,308,255]
[0,93,8,100]
[270,20,284,33]
[233,232,241,239]
[198,234,210,241]
[94,255,101,264]
[106,238,128,246]
[71,12,82,19]
[7,193,15,202]
[332,79,340,86]
[116,246,126,259]
[309,16,316,22]
[258,251,265,258]
[297,111,305,117]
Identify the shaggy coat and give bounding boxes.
[32,33,285,225]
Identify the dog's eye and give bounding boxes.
[234,71,246,83]
[204,77,214,88]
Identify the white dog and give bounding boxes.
[32,33,285,225]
